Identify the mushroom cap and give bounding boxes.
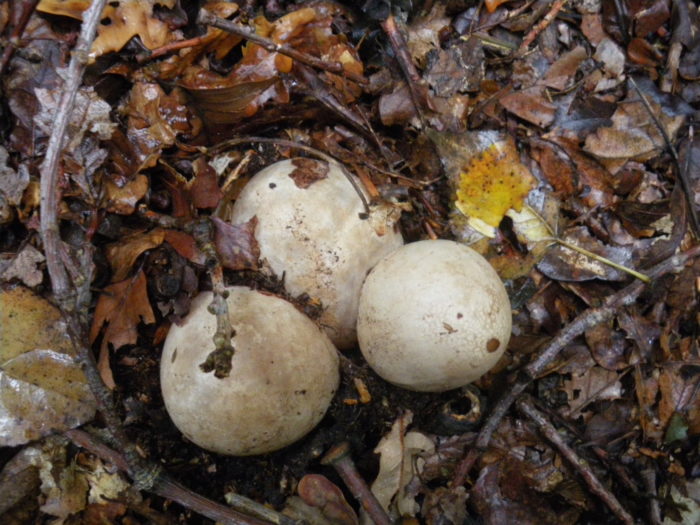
[357,239,512,392]
[160,286,339,455]
[227,158,403,350]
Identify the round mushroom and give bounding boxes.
[357,239,512,392]
[160,286,339,455]
[226,158,403,350]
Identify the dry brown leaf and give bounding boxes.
[105,229,166,283]
[500,86,557,128]
[0,244,45,287]
[89,271,155,387]
[562,366,623,418]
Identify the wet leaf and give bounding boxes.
[103,173,149,215]
[0,287,96,446]
[37,0,181,59]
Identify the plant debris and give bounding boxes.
[1,1,699,523]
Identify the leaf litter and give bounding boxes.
[0,1,699,523]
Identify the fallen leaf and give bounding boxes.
[298,474,359,525]
[500,86,557,128]
[212,216,260,271]
[89,271,155,388]
[454,136,536,237]
[37,0,181,59]
[103,173,149,215]
[190,157,223,209]
[0,244,45,287]
[562,366,623,418]
[537,226,636,282]
[34,83,115,155]
[371,412,435,518]
[0,287,96,446]
[105,229,166,282]
[0,145,30,207]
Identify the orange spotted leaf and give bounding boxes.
[455,137,535,236]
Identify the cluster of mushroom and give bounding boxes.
[160,159,512,456]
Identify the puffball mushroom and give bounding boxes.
[226,158,403,350]
[160,286,339,455]
[357,239,512,392]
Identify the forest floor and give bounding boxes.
[1,1,700,524]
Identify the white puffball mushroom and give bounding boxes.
[227,158,403,350]
[357,239,512,392]
[160,286,339,455]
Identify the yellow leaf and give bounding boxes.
[455,137,535,237]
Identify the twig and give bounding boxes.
[451,244,700,486]
[516,397,635,525]
[187,219,238,378]
[380,15,430,125]
[321,442,392,525]
[37,0,158,489]
[0,0,40,75]
[65,429,274,525]
[628,77,700,237]
[517,0,568,55]
[641,469,662,525]
[196,9,368,85]
[294,63,377,145]
[136,34,210,63]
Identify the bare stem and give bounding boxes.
[516,397,634,525]
[65,430,274,525]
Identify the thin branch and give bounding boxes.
[516,397,634,525]
[517,0,568,54]
[0,0,40,75]
[36,0,160,493]
[65,430,276,525]
[452,244,700,486]
[380,15,430,125]
[40,0,108,307]
[196,9,368,86]
[628,76,700,237]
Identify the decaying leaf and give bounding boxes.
[0,287,96,447]
[212,216,260,271]
[370,412,435,519]
[562,366,623,418]
[105,229,166,283]
[454,137,536,237]
[429,129,535,237]
[0,244,45,287]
